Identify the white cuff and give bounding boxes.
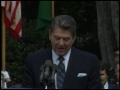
[1,71,10,79]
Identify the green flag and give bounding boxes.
[37,1,52,37]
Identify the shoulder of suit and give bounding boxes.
[26,48,50,57]
[73,47,97,57]
[108,82,118,89]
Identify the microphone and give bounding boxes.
[40,65,45,83]
[51,64,57,83]
[44,60,52,79]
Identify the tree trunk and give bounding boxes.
[96,1,118,68]
[110,1,119,48]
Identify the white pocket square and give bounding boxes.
[77,73,87,77]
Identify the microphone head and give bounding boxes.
[45,60,52,66]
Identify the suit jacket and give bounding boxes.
[22,47,102,89]
[108,82,118,89]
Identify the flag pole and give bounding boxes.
[2,7,6,89]
[2,7,6,71]
[2,7,11,89]
[52,1,54,18]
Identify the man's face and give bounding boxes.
[49,27,75,56]
[100,69,108,85]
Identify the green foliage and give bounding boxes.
[73,33,101,59]
[55,1,97,34]
[6,19,50,84]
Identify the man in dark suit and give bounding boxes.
[22,15,102,89]
[99,61,118,89]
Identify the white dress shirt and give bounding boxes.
[104,81,109,89]
[52,48,71,89]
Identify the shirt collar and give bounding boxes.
[52,49,71,63]
[104,81,108,89]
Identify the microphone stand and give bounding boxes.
[40,64,52,89]
[45,86,47,89]
[50,64,57,84]
[43,77,50,89]
[40,61,57,89]
[44,64,57,89]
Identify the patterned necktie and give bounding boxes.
[57,56,65,89]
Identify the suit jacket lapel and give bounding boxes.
[63,47,80,89]
[45,47,52,62]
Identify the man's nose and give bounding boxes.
[59,39,64,46]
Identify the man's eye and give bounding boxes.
[64,38,69,41]
[55,37,60,40]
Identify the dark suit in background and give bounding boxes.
[108,82,118,89]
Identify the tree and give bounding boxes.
[110,1,119,48]
[96,1,119,68]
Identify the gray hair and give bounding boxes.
[49,15,76,37]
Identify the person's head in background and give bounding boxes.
[49,15,76,56]
[100,61,110,86]
[115,61,119,82]
[114,48,119,62]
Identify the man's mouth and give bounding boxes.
[57,48,65,52]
